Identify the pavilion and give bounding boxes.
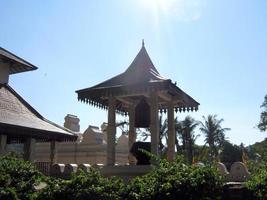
[0,47,77,162]
[76,41,199,166]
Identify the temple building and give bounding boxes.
[35,114,129,165]
[0,47,77,162]
[76,41,199,169]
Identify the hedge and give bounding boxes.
[0,155,224,200]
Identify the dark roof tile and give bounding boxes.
[0,84,76,141]
[0,47,37,74]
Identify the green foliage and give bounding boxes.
[246,163,267,200]
[122,158,223,200]
[258,95,267,132]
[220,141,242,169]
[0,187,19,200]
[34,178,67,200]
[1,154,223,200]
[199,115,230,161]
[248,138,267,162]
[0,154,44,200]
[36,169,123,200]
[175,116,199,164]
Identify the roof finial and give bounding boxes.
[142,39,145,47]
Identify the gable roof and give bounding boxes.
[0,84,77,142]
[0,47,37,74]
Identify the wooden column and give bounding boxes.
[128,106,136,165]
[107,97,116,166]
[23,137,36,162]
[150,92,159,160]
[167,103,175,162]
[0,134,7,156]
[50,141,58,164]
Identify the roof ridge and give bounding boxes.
[3,84,76,135]
[4,84,44,119]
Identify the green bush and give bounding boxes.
[0,154,44,200]
[246,165,267,200]
[122,158,223,200]
[1,154,223,200]
[0,187,19,200]
[36,169,123,200]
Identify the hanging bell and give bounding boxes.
[135,98,150,128]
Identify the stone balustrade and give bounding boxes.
[50,164,65,178]
[78,163,91,172]
[48,161,250,183]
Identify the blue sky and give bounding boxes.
[1,0,266,145]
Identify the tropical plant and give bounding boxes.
[136,115,168,157]
[122,157,223,200]
[199,115,230,162]
[175,116,199,164]
[0,152,225,200]
[158,115,168,155]
[219,141,242,169]
[258,95,267,132]
[0,153,44,200]
[36,169,123,200]
[246,162,267,200]
[174,117,183,153]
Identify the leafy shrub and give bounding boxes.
[1,154,223,200]
[122,158,223,200]
[0,154,44,200]
[0,187,19,200]
[36,169,123,200]
[246,165,267,200]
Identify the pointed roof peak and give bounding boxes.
[80,43,167,89]
[125,42,158,73]
[122,42,167,82]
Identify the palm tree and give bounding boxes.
[175,116,199,164]
[137,115,168,157]
[174,117,183,153]
[199,114,230,161]
[158,115,168,156]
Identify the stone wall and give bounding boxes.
[35,124,129,165]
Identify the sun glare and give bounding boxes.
[139,0,170,13]
[137,0,202,22]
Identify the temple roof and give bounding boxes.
[91,44,167,89]
[0,47,37,74]
[0,84,77,142]
[76,43,199,113]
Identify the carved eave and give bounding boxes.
[77,80,199,115]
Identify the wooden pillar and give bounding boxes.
[107,97,116,166]
[23,137,36,162]
[150,92,159,160]
[128,106,136,165]
[50,141,58,164]
[0,134,7,156]
[167,103,175,162]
